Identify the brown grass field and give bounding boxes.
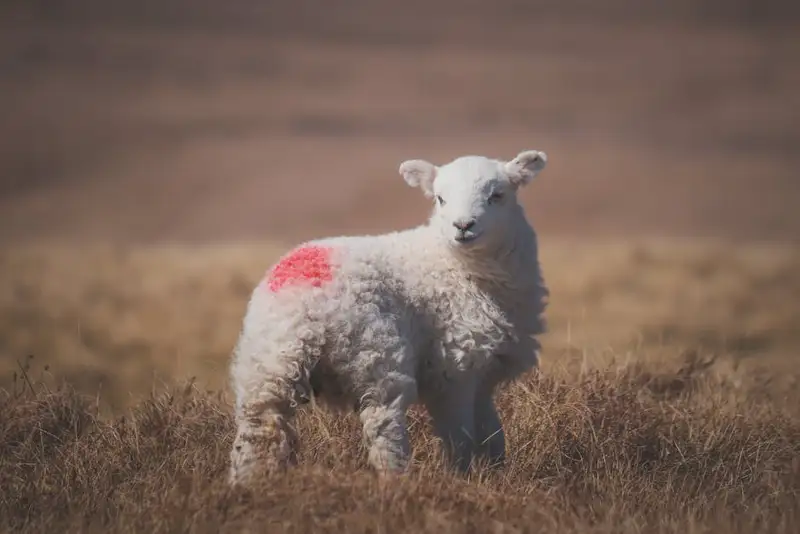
[1,240,799,533]
[2,0,800,532]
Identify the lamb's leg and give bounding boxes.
[229,390,297,486]
[356,342,417,474]
[474,385,505,467]
[358,370,417,474]
[423,377,478,473]
[228,340,315,486]
[472,343,541,469]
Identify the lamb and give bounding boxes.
[228,149,550,486]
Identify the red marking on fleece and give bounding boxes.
[267,245,334,292]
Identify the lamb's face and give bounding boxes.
[430,157,515,247]
[400,150,547,250]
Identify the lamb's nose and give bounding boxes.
[453,219,476,231]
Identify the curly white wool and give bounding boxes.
[228,149,550,485]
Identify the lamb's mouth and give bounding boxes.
[454,232,480,244]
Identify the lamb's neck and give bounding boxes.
[456,212,542,291]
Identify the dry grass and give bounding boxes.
[1,239,799,532]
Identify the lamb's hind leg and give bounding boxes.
[228,339,316,486]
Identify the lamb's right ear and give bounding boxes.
[399,159,438,198]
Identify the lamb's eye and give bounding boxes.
[488,192,504,204]
[436,195,446,206]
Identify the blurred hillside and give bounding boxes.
[1,0,798,245]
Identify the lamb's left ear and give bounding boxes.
[399,159,438,198]
[504,150,547,187]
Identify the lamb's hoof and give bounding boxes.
[229,427,297,487]
[228,453,295,488]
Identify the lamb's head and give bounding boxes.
[400,150,547,250]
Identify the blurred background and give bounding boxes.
[1,1,799,413]
[1,0,799,245]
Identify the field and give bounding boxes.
[1,1,800,532]
[2,240,799,532]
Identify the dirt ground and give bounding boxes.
[1,0,799,246]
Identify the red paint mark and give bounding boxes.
[267,245,334,292]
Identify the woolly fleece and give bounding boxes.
[229,149,549,485]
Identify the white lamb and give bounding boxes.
[228,149,549,486]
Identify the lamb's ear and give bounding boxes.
[399,159,438,198]
[504,150,547,187]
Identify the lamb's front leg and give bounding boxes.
[357,370,418,474]
[474,384,505,467]
[423,376,478,473]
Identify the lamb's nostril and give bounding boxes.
[453,219,476,231]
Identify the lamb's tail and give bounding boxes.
[227,330,320,486]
